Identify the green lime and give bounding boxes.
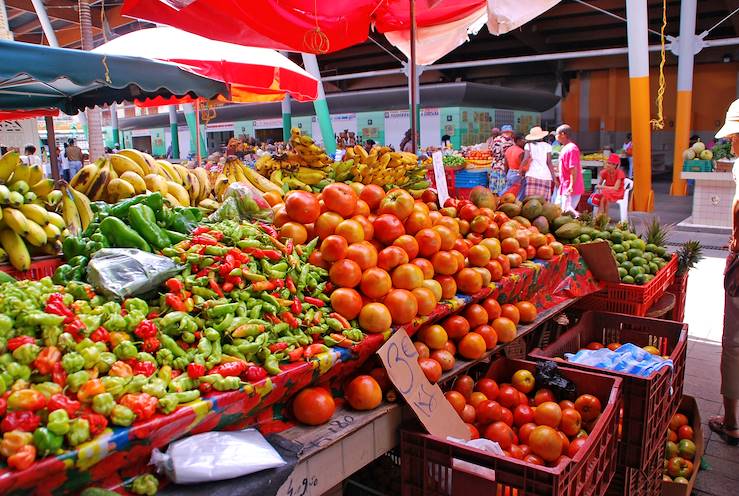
[622,275,635,284]
[622,241,631,251]
[572,238,581,245]
[631,239,646,251]
[644,274,655,283]
[643,252,654,262]
[627,249,643,260]
[629,266,645,277]
[649,262,659,274]
[610,231,623,244]
[631,256,647,267]
[656,246,667,257]
[612,244,625,254]
[645,243,658,253]
[621,261,634,272]
[634,273,648,285]
[626,233,638,241]
[579,234,592,243]
[615,253,627,264]
[618,267,628,278]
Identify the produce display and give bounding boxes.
[442,153,466,169]
[682,139,714,162]
[664,411,697,483]
[445,368,604,464]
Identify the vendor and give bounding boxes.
[593,154,625,216]
[522,126,554,199]
[441,134,452,149]
[503,133,526,199]
[488,124,514,195]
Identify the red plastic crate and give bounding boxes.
[427,168,456,197]
[529,311,687,469]
[578,255,678,316]
[606,440,664,496]
[455,187,473,200]
[667,273,688,322]
[401,358,622,496]
[0,256,63,281]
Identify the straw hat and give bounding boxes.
[525,126,549,141]
[716,98,739,138]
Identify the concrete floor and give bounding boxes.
[630,178,735,496]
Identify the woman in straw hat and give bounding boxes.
[521,126,555,199]
[712,98,739,445]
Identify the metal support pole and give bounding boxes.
[671,0,697,197]
[183,103,205,160]
[281,95,292,143]
[195,102,202,165]
[45,116,60,181]
[168,105,180,159]
[626,0,653,212]
[301,53,336,155]
[30,0,59,47]
[409,0,418,152]
[110,103,119,148]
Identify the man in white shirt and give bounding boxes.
[20,145,42,166]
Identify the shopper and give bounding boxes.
[503,133,526,198]
[622,133,633,178]
[400,129,415,153]
[593,154,625,216]
[485,127,501,149]
[66,139,83,180]
[712,98,739,445]
[522,126,554,199]
[488,125,515,195]
[364,139,376,154]
[20,144,42,167]
[555,124,584,217]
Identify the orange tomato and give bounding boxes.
[461,404,476,423]
[492,317,517,343]
[550,241,564,255]
[469,392,489,408]
[415,228,442,257]
[405,210,432,235]
[430,349,455,371]
[528,426,563,462]
[468,244,491,267]
[463,304,488,328]
[515,231,530,249]
[344,375,382,411]
[280,222,308,244]
[292,387,335,425]
[383,289,418,325]
[273,204,291,228]
[433,225,457,251]
[263,191,283,207]
[377,246,410,272]
[482,297,502,320]
[315,212,344,240]
[353,199,371,217]
[322,183,358,217]
[358,302,392,333]
[534,402,562,428]
[360,267,392,299]
[335,219,365,244]
[411,258,435,279]
[507,252,523,268]
[330,288,363,320]
[501,237,520,254]
[434,275,457,299]
[320,235,348,262]
[392,263,425,290]
[501,304,520,324]
[393,235,420,260]
[436,216,460,234]
[418,324,448,350]
[458,332,486,360]
[329,259,362,288]
[432,250,458,275]
[345,241,378,270]
[378,189,415,220]
[414,341,430,358]
[412,287,438,316]
[536,245,554,260]
[560,408,582,437]
[474,325,498,350]
[456,268,483,294]
[418,357,442,384]
[445,391,467,414]
[422,279,443,301]
[515,301,537,324]
[351,215,374,241]
[359,184,385,211]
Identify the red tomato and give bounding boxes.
[568,437,588,458]
[383,289,418,325]
[443,315,470,340]
[292,387,336,425]
[323,183,358,217]
[373,214,406,245]
[474,325,498,350]
[393,235,420,260]
[414,341,430,359]
[377,246,410,272]
[329,258,362,288]
[476,400,502,425]
[454,375,475,401]
[330,288,363,320]
[344,375,382,411]
[524,454,545,466]
[351,215,374,241]
[434,275,457,299]
[534,388,556,406]
[458,332,486,360]
[411,258,435,279]
[464,304,488,328]
[418,357,442,384]
[412,287,437,316]
[308,250,329,269]
[345,241,378,270]
[560,408,583,437]
[359,184,385,211]
[405,210,433,235]
[518,422,537,444]
[360,267,392,299]
[416,228,442,257]
[466,423,480,440]
[574,394,602,422]
[284,190,320,224]
[445,391,466,414]
[430,350,455,371]
[320,235,348,262]
[474,378,499,401]
[500,304,520,325]
[513,404,535,427]
[498,384,521,410]
[482,297,502,320]
[461,404,476,423]
[378,189,415,220]
[431,250,458,276]
[499,406,514,427]
[484,421,516,450]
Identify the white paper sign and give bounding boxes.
[432,151,450,206]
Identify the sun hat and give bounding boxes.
[716,98,739,138]
[501,124,513,133]
[525,126,549,141]
[607,154,620,166]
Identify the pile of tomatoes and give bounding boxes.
[464,149,492,160]
[272,182,564,336]
[445,368,604,467]
[663,412,698,484]
[413,297,538,383]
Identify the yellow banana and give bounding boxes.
[192,167,211,198]
[166,181,190,206]
[2,208,29,236]
[19,203,49,226]
[116,149,151,175]
[144,174,168,195]
[0,228,29,271]
[23,219,47,247]
[120,171,147,195]
[61,186,81,236]
[31,179,55,197]
[46,211,65,230]
[110,154,145,177]
[107,178,136,202]
[157,160,180,184]
[86,160,113,202]
[70,159,104,195]
[27,164,44,186]
[243,166,283,196]
[0,151,20,183]
[44,223,61,241]
[9,163,30,185]
[69,187,93,230]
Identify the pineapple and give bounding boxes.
[643,217,672,247]
[578,210,593,226]
[676,240,703,275]
[593,212,610,231]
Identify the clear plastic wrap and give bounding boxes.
[150,429,286,484]
[207,182,274,223]
[87,248,182,300]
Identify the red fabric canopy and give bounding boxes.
[122,0,485,54]
[0,109,59,120]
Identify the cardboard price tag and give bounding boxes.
[576,240,621,282]
[432,151,450,207]
[378,329,469,440]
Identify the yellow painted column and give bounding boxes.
[626,0,654,211]
[670,0,696,196]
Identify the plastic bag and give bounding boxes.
[87,248,182,300]
[150,429,286,484]
[208,182,273,223]
[565,343,673,377]
[535,361,576,401]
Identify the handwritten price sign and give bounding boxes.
[378,329,469,439]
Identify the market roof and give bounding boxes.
[117,82,559,131]
[0,39,228,114]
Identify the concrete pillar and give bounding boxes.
[281,95,292,143]
[626,0,654,211]
[671,0,696,197]
[183,103,206,159]
[301,53,336,155]
[110,103,120,148]
[168,106,180,159]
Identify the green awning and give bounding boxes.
[0,40,228,114]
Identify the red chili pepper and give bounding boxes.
[329,312,351,329]
[192,226,211,235]
[245,366,268,382]
[227,276,243,287]
[285,239,294,255]
[287,347,304,362]
[64,319,86,342]
[211,230,223,241]
[142,337,160,353]
[7,336,35,352]
[291,297,302,315]
[82,413,108,436]
[119,393,158,421]
[51,363,67,388]
[325,282,334,293]
[210,361,247,377]
[192,234,218,246]
[264,313,280,324]
[90,327,110,344]
[304,343,329,359]
[209,279,224,298]
[146,311,160,319]
[164,293,186,312]
[134,320,157,339]
[199,382,213,395]
[222,282,234,293]
[131,361,156,377]
[261,250,282,261]
[304,296,324,308]
[268,342,289,353]
[251,280,277,292]
[259,223,278,238]
[165,278,184,294]
[273,278,285,290]
[0,398,6,417]
[32,346,61,375]
[187,363,206,379]
[280,312,299,329]
[1,411,41,433]
[285,277,297,294]
[45,293,75,323]
[170,369,182,378]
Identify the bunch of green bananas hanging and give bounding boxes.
[0,151,77,270]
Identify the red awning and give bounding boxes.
[0,109,59,120]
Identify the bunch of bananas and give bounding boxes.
[254,128,333,178]
[0,151,75,271]
[70,149,213,207]
[344,146,429,190]
[213,157,283,201]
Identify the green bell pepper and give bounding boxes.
[129,204,171,250]
[100,216,151,252]
[61,352,85,373]
[34,427,63,456]
[91,392,115,416]
[108,192,163,220]
[67,371,90,393]
[131,474,159,496]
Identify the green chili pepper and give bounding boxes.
[100,216,151,251]
[7,362,31,381]
[142,378,167,399]
[264,354,281,375]
[157,390,200,414]
[32,381,61,399]
[80,346,101,369]
[103,314,127,332]
[136,352,156,364]
[47,409,70,436]
[12,343,40,365]
[168,375,199,393]
[92,392,116,416]
[129,203,172,250]
[34,427,63,456]
[114,341,138,360]
[206,340,221,369]
[57,333,76,352]
[204,328,220,342]
[156,348,174,367]
[95,352,117,374]
[197,337,212,356]
[101,376,128,399]
[67,418,90,446]
[111,404,135,426]
[222,345,245,360]
[124,375,148,394]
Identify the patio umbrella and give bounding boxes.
[92,27,319,103]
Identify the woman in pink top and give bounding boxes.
[555,124,584,217]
